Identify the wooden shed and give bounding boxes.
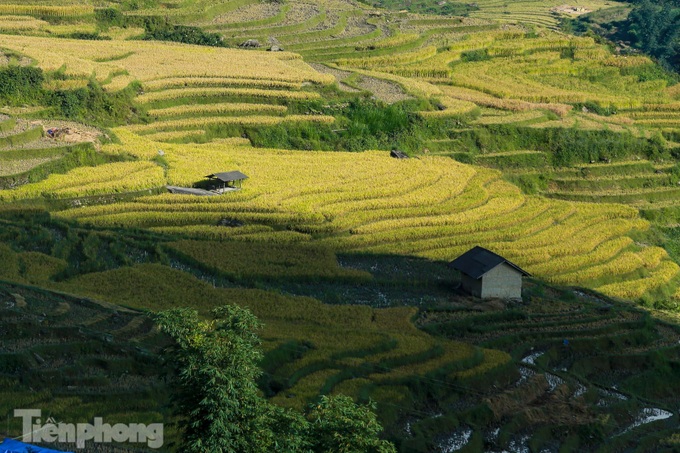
[204,171,248,191]
[449,246,530,299]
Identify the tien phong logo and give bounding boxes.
[14,409,163,449]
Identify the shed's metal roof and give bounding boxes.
[448,246,530,279]
[205,171,248,182]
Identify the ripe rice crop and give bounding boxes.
[596,261,680,300]
[499,219,649,267]
[349,69,443,98]
[529,237,634,275]
[438,85,572,116]
[147,103,288,119]
[52,261,500,408]
[49,132,676,301]
[667,84,680,99]
[129,114,334,133]
[0,35,334,85]
[324,28,665,110]
[602,55,654,68]
[143,77,302,92]
[43,79,90,91]
[335,46,438,69]
[0,161,164,201]
[41,23,98,35]
[634,119,680,128]
[103,75,137,93]
[357,33,420,50]
[573,47,610,61]
[631,102,680,111]
[473,110,546,125]
[167,240,371,281]
[150,224,273,238]
[352,205,572,258]
[17,251,67,284]
[0,4,93,17]
[0,15,46,30]
[549,251,655,285]
[135,87,321,104]
[453,349,511,379]
[142,130,206,142]
[368,341,477,381]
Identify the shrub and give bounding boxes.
[95,8,126,28]
[141,17,226,47]
[0,66,44,105]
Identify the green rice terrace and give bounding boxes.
[1,0,680,450]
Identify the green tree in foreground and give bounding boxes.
[155,305,396,453]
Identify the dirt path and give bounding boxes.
[310,63,413,104]
[310,63,361,93]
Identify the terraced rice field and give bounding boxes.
[0,117,103,186]
[0,245,510,434]
[467,0,618,29]
[0,0,679,298]
[0,0,674,141]
[0,279,173,450]
[4,131,660,301]
[3,228,677,451]
[464,153,680,227]
[418,284,680,450]
[2,0,680,450]
[0,35,335,141]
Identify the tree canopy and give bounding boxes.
[155,305,396,453]
[626,0,680,72]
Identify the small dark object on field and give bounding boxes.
[47,127,71,139]
[240,39,261,48]
[390,149,409,159]
[218,218,244,227]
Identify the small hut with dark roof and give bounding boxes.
[204,171,248,191]
[449,246,530,299]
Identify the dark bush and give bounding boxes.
[142,17,226,47]
[95,8,126,27]
[46,79,143,125]
[461,49,491,62]
[66,32,111,41]
[0,66,44,105]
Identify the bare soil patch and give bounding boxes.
[0,52,31,66]
[551,4,592,15]
[310,63,412,103]
[211,2,281,25]
[31,120,103,147]
[278,3,320,26]
[0,118,103,150]
[310,63,361,93]
[355,75,413,104]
